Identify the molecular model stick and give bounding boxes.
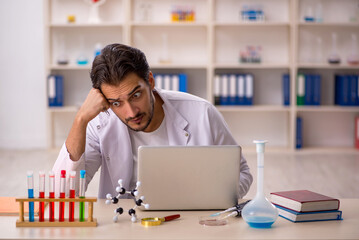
[105,179,149,222]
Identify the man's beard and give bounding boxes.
[123,93,155,132]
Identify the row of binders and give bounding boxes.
[214,74,254,106]
[154,74,188,92]
[47,73,188,108]
[296,74,321,106]
[335,74,359,106]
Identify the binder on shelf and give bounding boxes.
[48,75,64,107]
[163,75,171,91]
[154,75,163,89]
[245,74,254,105]
[312,75,321,106]
[153,73,187,93]
[237,75,245,105]
[304,74,312,106]
[349,75,358,106]
[298,74,321,106]
[214,75,221,105]
[355,116,359,149]
[229,74,237,105]
[282,74,290,106]
[220,75,229,105]
[341,75,350,106]
[297,74,305,106]
[334,74,359,106]
[296,117,303,149]
[178,74,187,93]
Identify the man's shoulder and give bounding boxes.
[159,89,211,106]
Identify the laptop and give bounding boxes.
[137,145,241,210]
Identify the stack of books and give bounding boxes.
[270,190,342,223]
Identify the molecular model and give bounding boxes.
[105,179,149,223]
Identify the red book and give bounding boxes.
[355,117,359,149]
[270,190,340,213]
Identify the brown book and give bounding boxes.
[0,197,39,216]
[270,190,340,213]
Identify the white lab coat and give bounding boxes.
[53,88,253,198]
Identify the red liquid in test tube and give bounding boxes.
[59,170,66,222]
[69,171,76,222]
[49,171,55,222]
[39,171,45,222]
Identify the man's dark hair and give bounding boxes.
[90,43,150,89]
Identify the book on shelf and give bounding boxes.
[282,73,290,106]
[297,74,321,106]
[270,190,340,213]
[0,197,39,216]
[335,74,359,106]
[275,204,342,223]
[48,75,64,107]
[355,116,359,149]
[297,74,305,106]
[296,117,302,149]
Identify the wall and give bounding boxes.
[0,0,47,149]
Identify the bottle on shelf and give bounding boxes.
[327,32,341,64]
[304,5,315,22]
[315,1,323,23]
[347,33,359,65]
[94,43,102,59]
[56,35,69,65]
[77,36,89,65]
[314,36,323,63]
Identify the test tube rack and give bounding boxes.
[15,197,97,227]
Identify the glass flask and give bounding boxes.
[242,140,278,228]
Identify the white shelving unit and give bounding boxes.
[44,0,359,153]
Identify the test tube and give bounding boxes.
[49,171,55,222]
[69,171,76,222]
[39,171,45,222]
[79,170,86,222]
[59,170,66,222]
[27,171,34,222]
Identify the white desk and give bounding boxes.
[0,199,358,239]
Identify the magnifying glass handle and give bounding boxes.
[164,214,180,222]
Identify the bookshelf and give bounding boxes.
[44,0,359,152]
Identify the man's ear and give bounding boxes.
[148,71,155,90]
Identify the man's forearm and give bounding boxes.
[65,114,90,161]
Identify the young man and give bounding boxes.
[53,43,253,198]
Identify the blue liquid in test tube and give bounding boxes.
[27,171,34,222]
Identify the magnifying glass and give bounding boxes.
[141,214,180,226]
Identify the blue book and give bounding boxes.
[275,204,342,223]
[48,75,64,107]
[220,75,229,106]
[334,75,343,105]
[304,74,313,105]
[236,75,245,105]
[342,75,350,106]
[312,74,321,106]
[229,74,237,105]
[178,74,187,92]
[349,75,358,106]
[296,117,302,149]
[355,75,359,106]
[282,74,290,106]
[244,74,254,105]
